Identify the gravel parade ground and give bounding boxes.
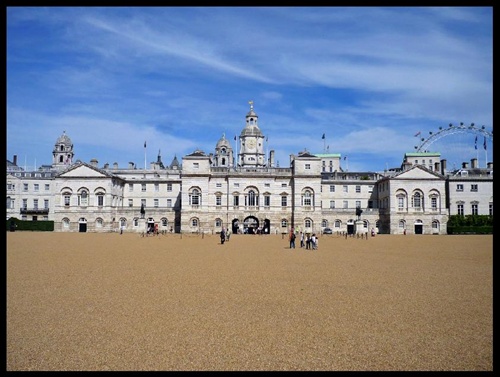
[6,232,493,371]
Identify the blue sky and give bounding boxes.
[6,7,493,172]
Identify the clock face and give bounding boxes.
[247,138,256,149]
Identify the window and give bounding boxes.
[191,218,198,227]
[215,219,222,227]
[281,219,288,228]
[247,190,258,206]
[44,199,49,209]
[154,183,159,192]
[489,202,493,216]
[305,164,311,170]
[233,195,239,206]
[79,191,88,206]
[343,185,348,193]
[343,200,348,209]
[264,183,270,187]
[457,203,464,215]
[154,199,159,208]
[329,200,335,209]
[216,183,222,188]
[471,203,478,215]
[216,195,222,206]
[64,194,71,207]
[264,195,270,207]
[129,183,134,192]
[141,184,146,192]
[398,196,405,211]
[355,186,361,193]
[281,196,287,207]
[45,184,50,191]
[134,218,139,227]
[190,189,200,206]
[24,183,28,191]
[141,199,146,208]
[431,197,437,210]
[162,218,168,226]
[412,192,422,209]
[302,190,312,206]
[129,199,133,207]
[167,183,172,192]
[166,199,171,207]
[234,183,239,187]
[33,199,38,209]
[456,184,464,192]
[322,219,328,227]
[471,184,478,192]
[355,200,361,208]
[281,183,287,187]
[305,219,312,227]
[330,185,335,192]
[97,194,104,207]
[34,184,39,192]
[193,163,199,169]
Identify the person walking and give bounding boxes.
[311,233,317,250]
[220,228,226,245]
[289,228,296,249]
[300,232,304,248]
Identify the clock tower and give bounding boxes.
[237,101,266,168]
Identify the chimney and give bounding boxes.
[471,158,478,169]
[487,162,493,169]
[128,162,135,169]
[90,158,98,167]
[113,162,118,169]
[462,162,469,169]
[13,155,17,166]
[440,159,447,175]
[269,150,275,167]
[434,162,440,172]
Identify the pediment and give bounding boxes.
[394,165,442,180]
[58,163,110,178]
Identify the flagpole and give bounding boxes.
[144,141,147,170]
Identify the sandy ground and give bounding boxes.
[6,232,493,371]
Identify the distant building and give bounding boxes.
[6,102,493,235]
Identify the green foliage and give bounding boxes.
[447,215,493,234]
[448,214,493,227]
[7,218,54,232]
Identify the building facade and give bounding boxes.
[6,103,493,235]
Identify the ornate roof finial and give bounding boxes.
[248,100,254,111]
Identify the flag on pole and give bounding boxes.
[414,131,421,137]
[474,136,477,150]
[322,133,325,139]
[234,136,236,141]
[483,136,487,150]
[144,141,147,148]
[344,156,347,160]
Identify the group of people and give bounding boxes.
[220,228,231,244]
[289,230,318,250]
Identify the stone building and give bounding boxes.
[6,102,493,235]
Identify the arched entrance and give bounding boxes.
[414,219,423,234]
[263,219,271,234]
[78,217,87,232]
[243,216,259,234]
[346,219,355,235]
[232,219,240,234]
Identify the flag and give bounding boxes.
[414,131,421,137]
[474,136,477,150]
[234,136,236,141]
[483,136,487,150]
[266,136,268,142]
[144,141,147,148]
[322,133,325,139]
[344,156,347,160]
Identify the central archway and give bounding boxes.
[243,216,259,234]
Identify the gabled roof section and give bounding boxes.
[56,161,116,178]
[392,164,444,180]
